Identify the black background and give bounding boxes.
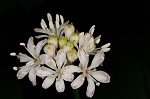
[0,0,150,99]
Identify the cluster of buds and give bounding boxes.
[10,13,111,98]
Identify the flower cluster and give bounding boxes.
[10,13,111,98]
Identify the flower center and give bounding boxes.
[82,67,89,77]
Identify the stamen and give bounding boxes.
[10,52,16,56]
[20,43,25,46]
[96,82,100,86]
[13,66,18,71]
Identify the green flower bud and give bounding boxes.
[59,36,67,48]
[48,35,58,48]
[67,48,78,62]
[44,43,56,58]
[64,24,75,39]
[63,41,74,53]
[70,33,79,43]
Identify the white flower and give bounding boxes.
[34,13,69,39]
[63,49,110,98]
[36,49,74,92]
[79,32,95,53]
[10,37,47,86]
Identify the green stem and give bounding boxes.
[73,89,80,99]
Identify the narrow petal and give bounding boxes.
[34,28,50,34]
[39,54,46,64]
[36,39,47,56]
[45,54,56,69]
[62,72,74,82]
[55,14,60,29]
[79,32,85,48]
[35,35,49,39]
[94,35,101,44]
[101,48,111,52]
[60,15,64,24]
[36,66,55,78]
[90,71,110,83]
[17,53,33,62]
[55,77,65,92]
[101,43,111,49]
[16,65,31,79]
[86,76,95,98]
[42,76,56,89]
[88,51,105,70]
[27,37,36,57]
[78,49,89,68]
[71,74,85,89]
[62,65,82,73]
[41,19,47,29]
[56,49,66,69]
[89,25,95,35]
[29,68,36,86]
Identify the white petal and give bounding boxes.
[16,65,31,79]
[94,35,101,44]
[55,77,65,92]
[55,14,60,29]
[71,74,85,89]
[90,71,110,83]
[86,76,95,98]
[89,25,95,35]
[101,48,111,52]
[17,53,33,62]
[78,49,89,68]
[60,15,64,24]
[27,37,36,57]
[56,49,66,69]
[35,35,49,39]
[47,13,52,21]
[26,61,35,66]
[45,54,56,69]
[79,32,85,48]
[39,54,46,64]
[62,65,82,74]
[29,68,36,86]
[36,39,47,56]
[88,51,105,70]
[42,76,56,89]
[34,28,50,35]
[36,66,55,78]
[41,19,47,29]
[101,43,111,49]
[62,72,74,82]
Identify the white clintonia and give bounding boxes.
[63,49,110,98]
[10,37,47,86]
[11,13,111,98]
[36,49,74,92]
[34,13,69,38]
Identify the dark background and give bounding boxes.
[0,0,150,99]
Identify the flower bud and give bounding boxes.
[67,48,78,62]
[59,36,67,48]
[70,33,79,43]
[48,35,58,48]
[63,42,74,53]
[64,24,75,39]
[44,43,56,58]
